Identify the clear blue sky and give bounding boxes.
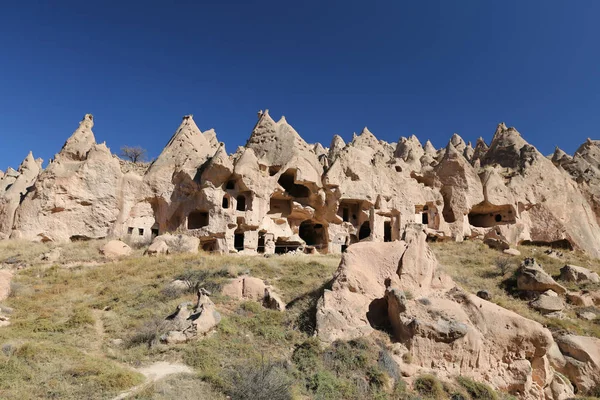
[1,0,599,169]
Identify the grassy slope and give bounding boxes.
[0,239,598,399]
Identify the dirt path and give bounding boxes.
[111,361,193,400]
[91,309,105,353]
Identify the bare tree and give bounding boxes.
[120,146,147,163]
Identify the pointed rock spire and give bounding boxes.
[395,135,424,163]
[463,141,474,161]
[59,114,96,161]
[450,133,466,154]
[423,140,437,156]
[148,115,216,176]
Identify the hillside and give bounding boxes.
[0,238,598,400]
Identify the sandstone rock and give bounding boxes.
[530,290,565,314]
[0,314,10,328]
[161,289,221,343]
[559,264,600,284]
[554,335,600,393]
[566,291,600,307]
[41,248,61,262]
[100,240,132,259]
[517,258,566,294]
[152,234,198,254]
[476,290,492,300]
[146,240,169,256]
[316,226,556,398]
[576,311,597,321]
[2,112,600,262]
[503,248,521,256]
[0,269,13,301]
[263,287,286,311]
[221,276,266,301]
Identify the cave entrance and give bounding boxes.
[188,211,209,229]
[234,231,244,251]
[278,169,310,198]
[274,238,301,254]
[236,195,246,211]
[468,203,516,228]
[257,232,266,253]
[384,221,392,242]
[299,220,326,249]
[359,221,371,240]
[222,194,230,209]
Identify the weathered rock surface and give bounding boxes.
[151,234,199,254]
[161,288,221,344]
[559,264,600,284]
[554,335,600,393]
[316,226,569,399]
[2,113,600,259]
[0,269,13,301]
[221,276,286,310]
[100,240,132,259]
[516,259,566,294]
[530,290,565,314]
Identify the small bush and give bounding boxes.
[366,365,388,388]
[414,374,445,399]
[456,376,498,400]
[65,307,95,328]
[228,361,292,400]
[126,317,173,348]
[495,257,513,276]
[292,338,322,373]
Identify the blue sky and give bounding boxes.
[1,0,599,169]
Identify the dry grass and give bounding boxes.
[1,238,598,399]
[430,240,600,338]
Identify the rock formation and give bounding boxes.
[1,112,600,257]
[315,225,594,399]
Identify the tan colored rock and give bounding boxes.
[146,240,169,256]
[516,258,566,294]
[504,248,521,256]
[559,264,600,284]
[316,226,558,399]
[263,287,286,311]
[530,290,565,314]
[152,234,198,254]
[41,248,61,262]
[554,335,600,393]
[0,269,13,301]
[100,240,132,259]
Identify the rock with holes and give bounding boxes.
[517,258,566,294]
[41,248,61,263]
[316,225,561,399]
[559,264,600,284]
[100,240,132,259]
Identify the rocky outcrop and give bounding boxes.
[559,264,600,284]
[315,225,595,399]
[516,259,566,295]
[1,113,600,259]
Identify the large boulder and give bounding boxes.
[0,269,13,301]
[100,240,132,259]
[530,290,565,315]
[152,234,199,254]
[559,265,600,284]
[316,226,560,399]
[516,258,566,294]
[554,335,600,393]
[221,276,266,301]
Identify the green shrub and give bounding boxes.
[228,361,292,400]
[414,374,445,399]
[366,365,388,388]
[456,376,498,400]
[292,338,322,373]
[65,307,95,328]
